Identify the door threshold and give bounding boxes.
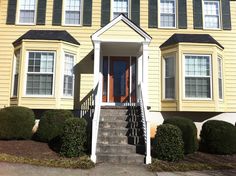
[101,102,138,106]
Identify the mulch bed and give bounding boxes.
[0,140,60,160]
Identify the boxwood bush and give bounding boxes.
[36,110,73,142]
[60,118,87,158]
[153,124,184,162]
[164,117,198,154]
[0,106,35,139]
[200,120,236,154]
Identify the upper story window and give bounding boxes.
[64,0,82,25]
[203,0,221,29]
[160,0,176,28]
[18,0,36,24]
[113,0,129,19]
[184,55,212,99]
[164,56,175,99]
[26,52,55,96]
[63,53,75,97]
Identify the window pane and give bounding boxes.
[160,0,176,27]
[63,54,74,96]
[19,0,36,23]
[26,74,53,95]
[165,57,175,99]
[218,58,223,99]
[65,0,81,24]
[113,0,129,18]
[204,1,220,28]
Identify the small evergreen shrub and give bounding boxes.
[36,110,73,142]
[164,117,198,154]
[153,124,184,162]
[60,118,87,158]
[0,106,35,139]
[200,120,236,154]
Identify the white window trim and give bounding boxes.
[163,55,176,100]
[16,0,38,25]
[24,51,56,98]
[62,0,83,26]
[11,50,20,97]
[218,56,223,100]
[62,52,75,98]
[183,54,213,100]
[202,0,221,30]
[111,0,131,20]
[158,0,177,29]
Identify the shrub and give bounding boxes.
[164,117,198,154]
[60,118,87,158]
[200,120,236,155]
[153,124,184,162]
[0,106,35,139]
[36,110,73,142]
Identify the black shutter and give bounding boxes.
[83,0,92,26]
[52,0,63,25]
[37,0,47,25]
[222,0,231,30]
[178,0,187,29]
[148,0,157,28]
[101,0,110,27]
[6,0,17,24]
[193,0,203,29]
[131,0,140,26]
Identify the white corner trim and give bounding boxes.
[91,14,151,43]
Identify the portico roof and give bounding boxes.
[91,14,152,43]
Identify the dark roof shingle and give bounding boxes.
[13,30,80,46]
[160,34,224,49]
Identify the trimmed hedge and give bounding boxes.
[153,124,184,162]
[0,106,35,139]
[60,118,87,158]
[200,120,236,155]
[164,117,198,154]
[36,110,73,142]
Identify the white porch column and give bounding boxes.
[93,41,101,87]
[91,40,101,163]
[142,41,151,164]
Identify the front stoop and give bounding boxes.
[96,106,145,164]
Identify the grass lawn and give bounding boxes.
[0,140,94,169]
[148,152,236,172]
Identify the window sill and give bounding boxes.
[183,98,213,101]
[22,95,55,98]
[15,23,36,26]
[62,24,82,27]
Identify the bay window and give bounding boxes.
[26,52,55,96]
[64,0,82,25]
[164,56,175,99]
[184,55,211,99]
[113,0,129,19]
[203,0,220,29]
[18,0,36,24]
[12,51,20,96]
[160,0,176,28]
[63,53,74,96]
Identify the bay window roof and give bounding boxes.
[13,30,80,46]
[160,34,224,49]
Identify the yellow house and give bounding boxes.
[0,0,236,164]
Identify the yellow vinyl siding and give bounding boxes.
[0,0,236,112]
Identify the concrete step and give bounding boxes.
[97,143,145,154]
[100,114,142,121]
[100,109,128,117]
[97,135,145,145]
[99,121,143,129]
[97,153,145,164]
[99,128,144,137]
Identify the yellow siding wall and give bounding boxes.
[0,0,236,112]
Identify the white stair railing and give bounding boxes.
[91,74,103,163]
[138,83,151,164]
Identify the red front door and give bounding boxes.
[109,57,130,103]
